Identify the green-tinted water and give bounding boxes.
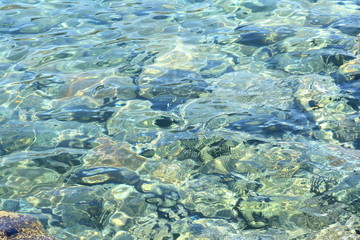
[0,0,360,239]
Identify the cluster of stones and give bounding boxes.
[0,0,359,239]
[0,211,56,240]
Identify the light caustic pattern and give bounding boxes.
[0,0,359,239]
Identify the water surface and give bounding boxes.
[0,0,360,239]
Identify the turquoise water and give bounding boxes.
[0,0,359,239]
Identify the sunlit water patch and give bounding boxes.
[0,0,360,239]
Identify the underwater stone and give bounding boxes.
[305,13,338,27]
[177,147,202,162]
[227,115,305,137]
[0,120,36,156]
[319,52,355,68]
[326,171,360,212]
[10,119,102,150]
[331,17,360,36]
[37,106,114,123]
[236,195,298,229]
[199,55,235,78]
[3,167,60,195]
[207,71,297,124]
[44,185,117,232]
[313,215,360,240]
[241,1,276,13]
[293,75,359,146]
[136,69,210,110]
[294,191,354,231]
[0,211,57,240]
[310,175,338,195]
[158,204,188,221]
[146,160,195,185]
[187,218,246,239]
[234,173,315,230]
[31,152,83,174]
[338,57,360,81]
[155,116,175,128]
[84,137,147,171]
[112,185,135,202]
[113,231,134,240]
[235,25,295,47]
[109,212,131,228]
[119,191,150,217]
[179,174,238,219]
[1,200,20,212]
[6,46,29,62]
[140,182,180,208]
[236,31,271,47]
[91,76,137,104]
[130,216,177,239]
[67,167,140,186]
[139,148,155,158]
[106,100,166,143]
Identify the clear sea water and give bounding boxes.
[0,0,359,239]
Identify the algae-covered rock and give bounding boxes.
[184,218,245,240]
[41,185,117,232]
[338,56,360,81]
[293,74,359,147]
[179,174,239,220]
[155,135,239,176]
[84,137,147,171]
[235,195,299,229]
[0,120,36,156]
[314,215,360,240]
[0,211,57,240]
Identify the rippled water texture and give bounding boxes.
[0,0,360,239]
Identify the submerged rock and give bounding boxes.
[235,25,295,47]
[84,137,147,171]
[293,74,359,147]
[66,167,140,187]
[137,69,210,111]
[179,174,239,220]
[0,211,56,240]
[338,56,360,81]
[313,215,360,240]
[227,115,306,137]
[0,121,35,156]
[106,100,181,143]
[331,17,360,36]
[39,185,117,233]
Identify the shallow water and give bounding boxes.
[0,0,360,239]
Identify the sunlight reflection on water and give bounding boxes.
[0,0,359,239]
